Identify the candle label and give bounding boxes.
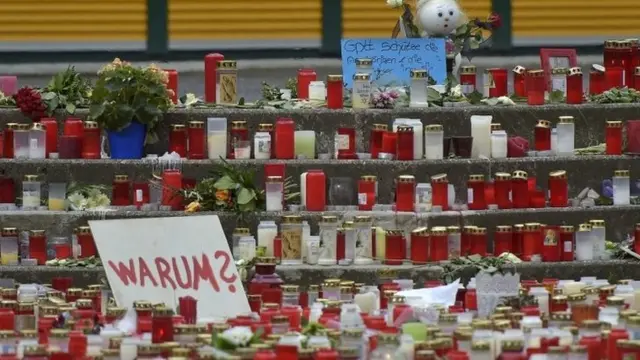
[461,84,474,94]
[219,73,238,104]
[336,134,350,150]
[256,138,271,154]
[281,229,302,260]
[563,241,572,253]
[467,188,473,204]
[358,193,367,205]
[551,76,567,96]
[307,239,320,264]
[415,185,432,205]
[543,229,558,246]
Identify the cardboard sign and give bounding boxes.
[89,216,250,320]
[341,38,447,89]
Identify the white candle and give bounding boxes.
[490,130,507,158]
[257,221,278,256]
[424,124,444,159]
[351,73,371,109]
[207,117,227,159]
[613,170,630,205]
[300,172,308,207]
[557,116,575,156]
[410,69,429,108]
[308,81,326,101]
[551,128,558,155]
[407,119,424,160]
[589,220,606,259]
[254,131,271,160]
[470,115,492,158]
[575,224,594,261]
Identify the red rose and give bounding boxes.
[488,12,502,29]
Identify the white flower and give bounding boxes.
[498,252,522,263]
[219,326,254,346]
[450,85,463,98]
[182,93,201,108]
[67,192,88,211]
[386,0,404,8]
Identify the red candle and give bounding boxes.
[618,41,634,87]
[40,118,59,157]
[560,225,574,261]
[381,131,397,157]
[297,68,317,99]
[486,68,508,97]
[161,169,183,210]
[275,118,295,159]
[429,226,448,261]
[513,224,524,257]
[187,121,205,159]
[542,226,560,262]
[589,65,606,95]
[357,175,377,211]
[526,70,545,105]
[606,66,624,89]
[534,120,551,151]
[255,350,277,360]
[77,226,98,258]
[204,53,224,103]
[63,117,84,137]
[314,349,339,360]
[395,125,414,161]
[370,124,387,159]
[274,236,282,263]
[0,177,14,203]
[459,65,477,94]
[264,163,286,182]
[112,175,131,206]
[566,67,584,104]
[80,121,101,159]
[548,170,568,207]
[336,230,345,263]
[326,75,343,109]
[228,120,249,159]
[28,230,47,265]
[384,230,405,265]
[467,174,486,210]
[634,67,640,90]
[395,175,415,212]
[165,69,178,104]
[608,328,630,360]
[604,40,618,69]
[605,121,623,155]
[631,39,640,70]
[2,123,16,158]
[151,307,174,343]
[470,227,488,256]
[635,223,640,255]
[461,226,476,256]
[494,225,513,255]
[336,127,356,159]
[494,172,512,209]
[511,170,530,209]
[512,65,526,97]
[522,223,542,261]
[168,124,187,158]
[430,173,449,211]
[410,228,429,264]
[305,169,326,212]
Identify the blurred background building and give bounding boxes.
[0,0,638,61]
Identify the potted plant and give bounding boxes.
[88,58,172,159]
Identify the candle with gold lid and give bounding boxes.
[613,169,630,205]
[410,69,429,108]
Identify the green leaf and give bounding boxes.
[466,90,484,105]
[42,92,57,101]
[548,90,566,104]
[237,188,255,205]
[65,103,76,114]
[89,103,106,120]
[213,175,235,190]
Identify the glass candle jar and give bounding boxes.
[589,219,606,260]
[15,303,35,332]
[168,124,187,158]
[560,226,574,261]
[384,230,405,265]
[447,226,461,258]
[494,172,512,209]
[151,307,174,344]
[336,127,356,159]
[76,226,97,258]
[410,227,429,264]
[604,40,619,69]
[275,118,295,160]
[606,120,623,155]
[396,125,414,160]
[322,279,341,300]
[534,120,552,151]
[606,66,624,89]
[548,170,568,207]
[430,226,448,261]
[22,174,41,208]
[491,130,508,158]
[308,81,326,101]
[281,285,300,307]
[216,60,238,104]
[461,226,476,256]
[575,223,593,261]
[351,73,372,109]
[551,68,568,96]
[81,121,101,159]
[590,65,606,95]
[13,123,30,159]
[556,116,575,156]
[513,65,526,97]
[281,215,303,265]
[326,75,343,109]
[370,124,387,159]
[470,227,488,256]
[0,227,19,265]
[3,123,18,159]
[187,121,205,159]
[424,124,444,160]
[431,173,448,211]
[460,65,477,94]
[265,176,284,212]
[613,170,631,205]
[471,340,492,360]
[297,68,317,100]
[353,216,373,265]
[161,169,183,210]
[467,174,487,210]
[410,69,429,108]
[318,216,338,266]
[232,228,250,259]
[511,171,529,209]
[28,230,47,265]
[342,221,356,265]
[522,223,542,261]
[111,175,131,206]
[28,123,46,159]
[228,120,249,160]
[355,58,373,77]
[395,175,416,212]
[526,70,546,106]
[494,225,513,255]
[358,175,377,211]
[206,117,227,160]
[254,124,272,160]
[512,224,524,257]
[567,67,584,104]
[485,68,508,98]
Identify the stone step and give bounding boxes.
[1,206,637,249]
[0,104,635,155]
[0,155,635,204]
[5,260,638,289]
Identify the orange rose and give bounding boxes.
[215,190,230,202]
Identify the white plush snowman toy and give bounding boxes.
[416,0,465,75]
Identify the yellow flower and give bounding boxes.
[185,201,201,213]
[215,190,230,202]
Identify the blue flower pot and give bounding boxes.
[107,121,146,159]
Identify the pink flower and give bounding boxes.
[389,91,399,99]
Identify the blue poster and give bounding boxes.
[340,38,446,89]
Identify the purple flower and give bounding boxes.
[602,179,613,198]
[381,92,391,100]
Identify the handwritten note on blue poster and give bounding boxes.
[340,38,446,89]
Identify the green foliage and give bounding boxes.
[440,254,513,284]
[589,87,640,103]
[40,66,92,116]
[88,59,172,144]
[548,90,566,104]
